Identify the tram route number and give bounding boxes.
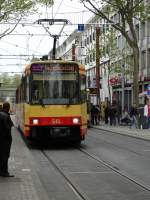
[51,118,61,125]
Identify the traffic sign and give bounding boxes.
[147,84,150,96]
[78,24,84,32]
[147,90,150,96]
[147,84,150,90]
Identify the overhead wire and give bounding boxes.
[0,1,92,73]
[0,47,15,55]
[0,39,43,54]
[34,2,52,53]
[35,0,65,53]
[53,0,64,19]
[34,2,51,51]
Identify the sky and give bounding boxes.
[0,0,93,74]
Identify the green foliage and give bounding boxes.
[0,0,54,22]
[0,0,54,39]
[37,0,54,5]
[0,73,21,88]
[0,1,32,21]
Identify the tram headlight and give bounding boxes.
[32,119,39,125]
[73,118,80,124]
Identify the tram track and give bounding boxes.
[40,145,150,200]
[87,129,143,156]
[78,147,150,193]
[41,150,90,200]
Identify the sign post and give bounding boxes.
[78,24,84,32]
[147,84,150,96]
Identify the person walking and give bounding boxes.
[104,104,109,124]
[95,105,100,125]
[130,103,138,128]
[116,102,122,125]
[144,99,150,129]
[109,101,117,126]
[0,102,14,177]
[91,105,100,125]
[91,104,95,125]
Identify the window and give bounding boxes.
[26,77,29,102]
[80,75,86,102]
[93,31,95,40]
[87,37,89,45]
[31,72,80,105]
[135,24,139,40]
[141,22,146,39]
[90,34,92,43]
[93,52,95,61]
[141,51,146,69]
[90,54,92,62]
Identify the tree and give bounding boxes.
[80,0,150,107]
[0,0,54,39]
[0,73,21,87]
[101,27,119,101]
[11,74,22,87]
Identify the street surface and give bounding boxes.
[1,116,150,200]
[29,127,150,199]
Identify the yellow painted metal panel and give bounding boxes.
[23,103,87,125]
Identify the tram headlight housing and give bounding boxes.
[73,118,80,124]
[32,119,39,125]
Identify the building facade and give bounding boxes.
[51,2,150,109]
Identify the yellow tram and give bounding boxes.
[15,59,87,144]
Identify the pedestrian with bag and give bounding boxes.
[0,102,14,177]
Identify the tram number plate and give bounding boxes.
[50,127,70,137]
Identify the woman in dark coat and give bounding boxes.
[0,102,14,177]
[104,105,109,124]
[109,101,117,126]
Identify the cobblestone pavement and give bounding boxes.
[0,126,49,200]
[1,116,149,200]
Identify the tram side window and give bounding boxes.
[16,89,19,104]
[20,84,24,102]
[23,79,26,102]
[18,77,26,102]
[26,76,29,103]
[80,75,86,103]
[32,81,43,103]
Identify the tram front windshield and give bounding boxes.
[31,72,80,105]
